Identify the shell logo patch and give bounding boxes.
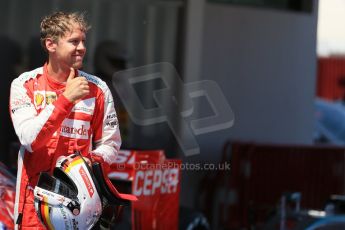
[35,92,44,107]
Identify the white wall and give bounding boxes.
[180,1,319,209]
[318,0,345,56]
[200,2,318,151]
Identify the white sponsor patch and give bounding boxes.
[72,98,95,115]
[11,95,31,107]
[60,119,90,139]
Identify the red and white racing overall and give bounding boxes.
[9,64,121,229]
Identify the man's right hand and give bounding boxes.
[63,68,90,103]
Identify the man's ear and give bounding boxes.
[45,38,56,52]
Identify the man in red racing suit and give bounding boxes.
[9,12,121,229]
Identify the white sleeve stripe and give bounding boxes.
[91,88,121,164]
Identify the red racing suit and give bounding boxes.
[9,64,121,229]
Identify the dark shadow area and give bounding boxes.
[0,36,22,166]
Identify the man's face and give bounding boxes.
[54,22,86,69]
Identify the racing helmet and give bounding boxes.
[34,154,102,230]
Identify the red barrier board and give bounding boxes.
[109,150,181,230]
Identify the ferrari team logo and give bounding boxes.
[46,92,57,105]
[34,91,57,109]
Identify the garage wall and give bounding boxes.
[180,0,319,208]
[199,2,318,157]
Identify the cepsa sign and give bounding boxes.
[109,151,181,230]
[133,168,179,196]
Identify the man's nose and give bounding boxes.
[77,41,86,51]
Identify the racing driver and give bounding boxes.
[9,11,121,229]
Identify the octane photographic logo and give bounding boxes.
[112,62,234,156]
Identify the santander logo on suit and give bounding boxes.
[59,119,90,139]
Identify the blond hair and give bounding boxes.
[40,11,90,51]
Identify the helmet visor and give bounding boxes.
[37,171,78,200]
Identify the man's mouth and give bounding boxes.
[73,55,84,61]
